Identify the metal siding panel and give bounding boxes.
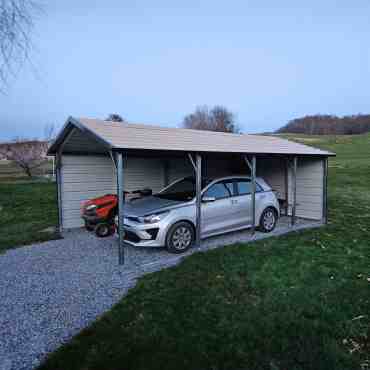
[205,159,235,178]
[62,155,112,165]
[61,155,115,228]
[168,159,193,182]
[61,155,166,228]
[168,158,236,183]
[123,158,164,192]
[257,158,286,200]
[288,158,324,220]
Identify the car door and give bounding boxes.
[233,178,263,228]
[201,179,238,236]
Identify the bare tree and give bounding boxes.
[0,0,40,89]
[2,139,48,177]
[182,105,239,133]
[43,123,57,142]
[106,113,126,123]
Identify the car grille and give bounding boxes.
[124,230,141,243]
[146,228,159,240]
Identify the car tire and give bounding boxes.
[166,221,195,254]
[259,207,277,233]
[95,223,113,238]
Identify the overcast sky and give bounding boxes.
[1,0,370,141]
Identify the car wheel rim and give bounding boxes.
[263,211,275,230]
[172,227,192,250]
[100,226,109,236]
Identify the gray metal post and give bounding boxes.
[323,157,328,224]
[284,157,289,216]
[291,156,298,226]
[195,153,202,248]
[55,152,63,234]
[251,155,256,235]
[116,152,125,265]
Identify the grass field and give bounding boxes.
[0,159,53,180]
[0,181,59,253]
[34,134,369,370]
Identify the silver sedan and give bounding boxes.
[122,176,280,253]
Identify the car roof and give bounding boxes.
[182,175,271,191]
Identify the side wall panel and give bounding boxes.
[257,158,287,200]
[167,158,239,183]
[61,155,165,229]
[289,157,324,220]
[123,157,165,193]
[61,155,116,228]
[167,158,193,183]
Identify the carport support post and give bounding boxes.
[323,157,328,224]
[195,153,202,248]
[55,152,63,234]
[116,152,125,265]
[291,156,298,226]
[251,155,257,235]
[243,155,256,235]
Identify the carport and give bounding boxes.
[48,117,335,265]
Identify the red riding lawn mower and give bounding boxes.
[81,188,152,237]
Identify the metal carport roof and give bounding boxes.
[48,116,335,157]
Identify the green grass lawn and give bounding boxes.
[0,180,59,253]
[37,134,370,370]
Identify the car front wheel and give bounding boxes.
[259,207,277,233]
[166,221,194,253]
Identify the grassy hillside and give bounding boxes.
[38,135,370,370]
[0,181,59,252]
[279,133,370,168]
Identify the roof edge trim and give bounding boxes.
[47,116,113,155]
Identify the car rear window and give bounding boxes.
[236,179,262,195]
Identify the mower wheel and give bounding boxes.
[95,223,113,238]
[85,221,95,232]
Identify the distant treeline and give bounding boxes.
[277,114,370,135]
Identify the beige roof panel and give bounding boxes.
[75,117,334,156]
[48,117,334,156]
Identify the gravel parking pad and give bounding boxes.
[0,217,322,370]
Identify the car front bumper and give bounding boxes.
[122,218,169,248]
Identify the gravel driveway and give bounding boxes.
[0,217,322,370]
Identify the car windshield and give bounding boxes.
[155,177,213,201]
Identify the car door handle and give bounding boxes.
[231,199,238,205]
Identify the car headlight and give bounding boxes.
[139,211,169,224]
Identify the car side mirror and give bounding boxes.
[202,196,216,203]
